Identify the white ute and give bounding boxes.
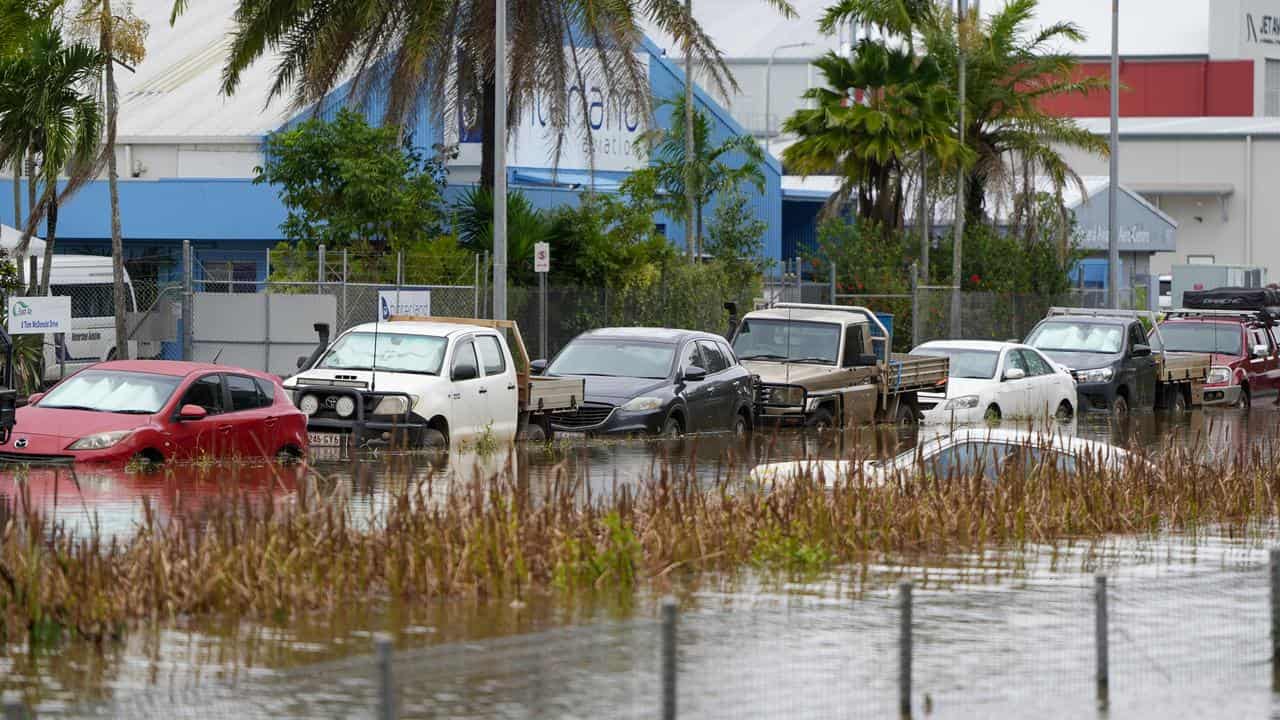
[284,317,583,450]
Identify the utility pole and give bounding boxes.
[493,0,508,320]
[1108,0,1121,309]
[950,0,967,337]
[684,0,697,262]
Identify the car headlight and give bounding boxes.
[334,396,356,418]
[621,396,664,412]
[298,394,320,416]
[1207,366,1233,385]
[945,395,980,410]
[67,430,134,451]
[373,395,415,416]
[1076,367,1114,384]
[767,385,805,406]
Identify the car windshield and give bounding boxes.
[547,340,675,379]
[732,319,841,364]
[318,332,447,374]
[913,346,999,379]
[39,370,182,414]
[1154,323,1243,356]
[1026,322,1124,354]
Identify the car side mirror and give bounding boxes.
[530,359,548,375]
[178,404,207,421]
[1132,344,1151,357]
[296,355,309,370]
[453,364,478,382]
[1254,344,1270,359]
[26,392,44,405]
[682,366,707,382]
[1004,367,1026,381]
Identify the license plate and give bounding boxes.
[554,431,587,439]
[308,432,345,448]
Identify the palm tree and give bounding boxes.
[782,44,968,230]
[0,24,104,294]
[821,0,1107,230]
[169,0,793,192]
[74,0,149,359]
[632,94,767,258]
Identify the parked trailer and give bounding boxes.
[730,303,949,427]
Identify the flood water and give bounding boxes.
[4,407,1280,718]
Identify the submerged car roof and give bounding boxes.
[575,327,721,344]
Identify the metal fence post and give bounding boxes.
[661,596,678,720]
[1095,574,1109,705]
[473,254,480,318]
[341,250,349,329]
[182,240,193,361]
[899,581,913,718]
[538,271,547,360]
[910,263,920,349]
[829,261,837,305]
[264,247,271,285]
[376,634,395,720]
[317,243,326,284]
[794,256,802,302]
[1271,549,1280,690]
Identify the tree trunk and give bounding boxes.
[480,77,496,191]
[15,154,36,290]
[103,0,130,360]
[40,196,56,296]
[684,0,696,261]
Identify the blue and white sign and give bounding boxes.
[7,296,71,335]
[378,290,431,320]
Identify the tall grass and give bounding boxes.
[2,433,1279,647]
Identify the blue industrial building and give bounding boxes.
[0,1,781,286]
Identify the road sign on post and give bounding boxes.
[534,242,550,359]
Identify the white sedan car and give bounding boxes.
[910,340,1077,424]
[749,428,1139,486]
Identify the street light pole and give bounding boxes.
[1108,0,1121,309]
[493,0,508,320]
[950,0,967,337]
[765,42,813,149]
[684,0,697,262]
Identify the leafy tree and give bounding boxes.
[72,0,149,358]
[170,0,794,191]
[821,0,1108,228]
[453,187,551,286]
[705,187,767,288]
[255,108,449,250]
[632,94,766,257]
[0,24,104,294]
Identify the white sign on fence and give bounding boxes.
[7,296,71,335]
[378,290,432,320]
[534,242,551,273]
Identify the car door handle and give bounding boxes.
[507,383,516,390]
[449,392,462,400]
[264,417,278,427]
[218,424,233,433]
[478,388,488,395]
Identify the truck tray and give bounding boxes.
[1158,352,1210,383]
[523,376,583,414]
[883,353,950,395]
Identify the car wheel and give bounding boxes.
[984,405,1001,423]
[519,422,547,443]
[1112,394,1129,420]
[733,412,751,437]
[1055,401,1074,423]
[1167,389,1187,416]
[806,407,834,432]
[421,428,448,450]
[662,415,683,437]
[1235,384,1251,409]
[894,402,917,425]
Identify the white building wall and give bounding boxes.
[1060,135,1280,279]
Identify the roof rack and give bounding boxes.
[1165,307,1278,325]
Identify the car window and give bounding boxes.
[254,377,277,404]
[1248,328,1271,355]
[1128,323,1147,351]
[452,340,480,381]
[1021,349,1053,376]
[475,335,507,376]
[227,374,269,412]
[733,319,841,364]
[1155,322,1243,355]
[718,341,738,366]
[680,342,704,372]
[913,345,998,379]
[923,441,1015,481]
[180,374,225,415]
[698,341,729,373]
[1004,350,1029,376]
[547,340,676,380]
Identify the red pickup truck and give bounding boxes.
[1155,311,1280,408]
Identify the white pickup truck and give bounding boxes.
[283,317,583,450]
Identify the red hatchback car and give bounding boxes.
[0,361,308,464]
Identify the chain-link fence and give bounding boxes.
[53,552,1276,719]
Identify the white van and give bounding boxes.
[1,226,143,382]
